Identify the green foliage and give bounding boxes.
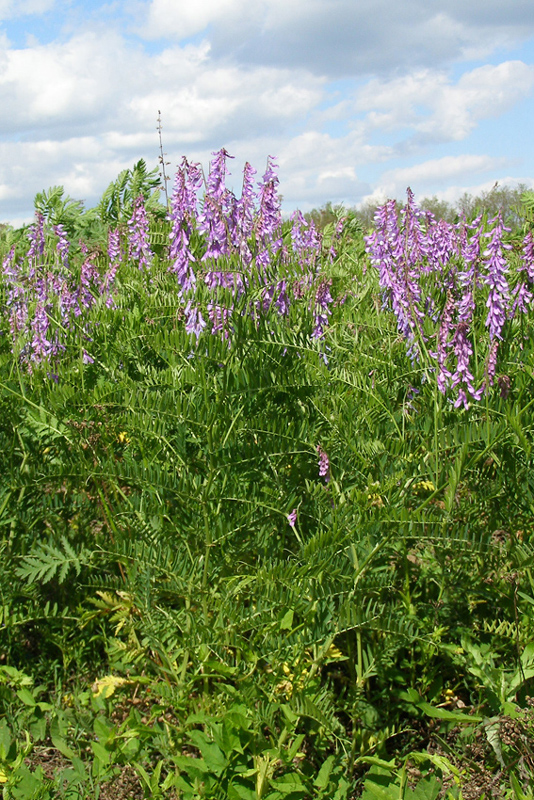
[0,169,534,799]
[96,158,165,225]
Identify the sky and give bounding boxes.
[0,0,533,226]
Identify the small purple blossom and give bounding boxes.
[184,302,206,339]
[287,509,297,527]
[317,445,330,483]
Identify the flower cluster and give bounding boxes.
[3,218,118,370]
[2,150,341,372]
[166,149,332,346]
[366,191,534,408]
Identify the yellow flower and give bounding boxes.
[92,675,131,698]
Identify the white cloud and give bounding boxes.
[0,1,532,223]
[0,0,55,20]
[355,61,534,145]
[362,154,510,204]
[138,0,534,79]
[143,0,248,40]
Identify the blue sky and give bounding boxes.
[0,0,533,225]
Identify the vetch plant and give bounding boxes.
[365,190,534,408]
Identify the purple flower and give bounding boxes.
[365,194,424,362]
[30,301,53,365]
[317,445,330,483]
[26,213,45,269]
[291,210,320,268]
[522,231,534,282]
[485,339,499,387]
[287,509,297,527]
[450,322,483,408]
[435,290,455,395]
[168,161,202,296]
[199,149,234,262]
[184,302,206,339]
[483,216,511,341]
[128,195,153,271]
[208,302,232,340]
[233,161,257,265]
[78,256,101,311]
[54,224,70,270]
[107,228,122,263]
[255,156,283,270]
[312,279,333,339]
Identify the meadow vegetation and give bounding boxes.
[0,152,534,799]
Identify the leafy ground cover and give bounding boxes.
[0,152,534,799]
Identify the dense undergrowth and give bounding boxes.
[0,153,534,799]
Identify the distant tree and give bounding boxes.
[419,195,456,223]
[306,201,342,231]
[456,183,528,228]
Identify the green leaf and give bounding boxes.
[51,736,76,760]
[188,730,227,775]
[314,755,335,789]
[16,688,36,707]
[417,702,482,724]
[91,741,111,766]
[280,609,294,631]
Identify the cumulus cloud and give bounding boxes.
[143,0,248,41]
[362,154,511,204]
[0,0,55,19]
[0,0,532,223]
[139,0,534,79]
[355,61,534,146]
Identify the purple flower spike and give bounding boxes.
[317,445,330,483]
[199,149,234,262]
[522,231,534,282]
[128,195,153,271]
[169,159,203,296]
[26,213,45,269]
[287,509,297,527]
[312,279,333,339]
[256,156,283,269]
[483,216,511,341]
[54,224,70,270]
[234,161,257,265]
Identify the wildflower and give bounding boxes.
[199,149,234,262]
[54,224,70,270]
[234,161,257,265]
[255,156,283,269]
[128,195,153,271]
[317,445,330,483]
[287,509,297,527]
[312,279,333,339]
[184,302,206,339]
[450,322,482,409]
[291,210,320,268]
[208,302,232,341]
[78,253,101,311]
[168,158,202,295]
[26,213,45,270]
[107,227,121,263]
[483,216,511,341]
